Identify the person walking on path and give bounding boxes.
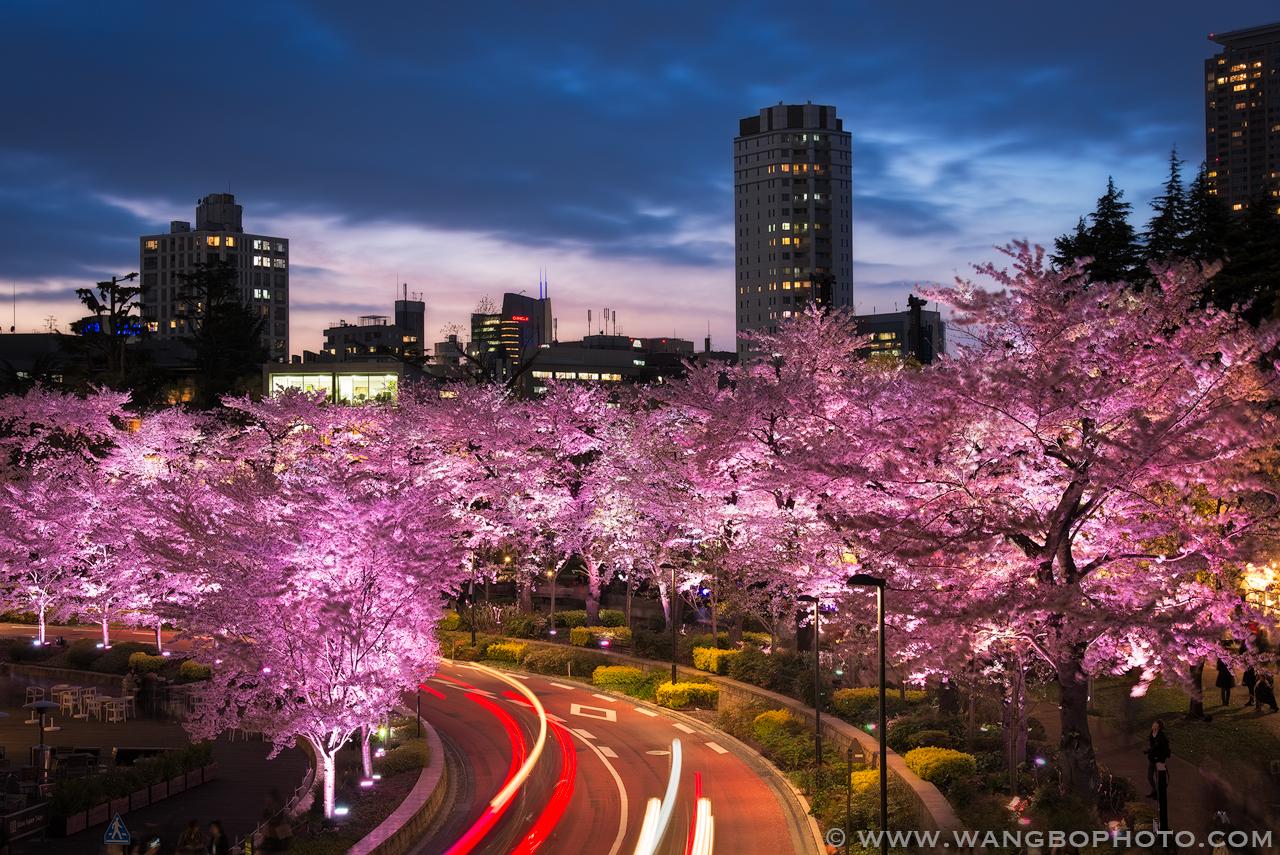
[1242,665,1257,706]
[177,819,205,855]
[206,821,230,855]
[1215,659,1236,706]
[1144,719,1170,798]
[1254,672,1279,713]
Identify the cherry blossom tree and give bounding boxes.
[138,394,468,817]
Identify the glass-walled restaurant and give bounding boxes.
[264,366,404,403]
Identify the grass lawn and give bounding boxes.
[1090,677,1280,789]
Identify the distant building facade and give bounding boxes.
[1206,23,1280,213]
[467,290,553,381]
[140,193,290,361]
[734,103,853,352]
[317,296,425,362]
[854,296,946,364]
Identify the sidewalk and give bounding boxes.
[1032,700,1220,837]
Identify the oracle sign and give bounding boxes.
[510,314,530,322]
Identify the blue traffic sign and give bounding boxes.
[104,813,131,845]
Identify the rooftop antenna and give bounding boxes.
[588,308,592,338]
[10,282,16,334]
[705,320,711,353]
[553,317,558,343]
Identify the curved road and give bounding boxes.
[411,661,815,855]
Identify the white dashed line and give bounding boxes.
[705,741,728,754]
[547,714,566,724]
[592,693,619,703]
[573,728,597,740]
[599,746,618,758]
[673,723,696,734]
[550,681,576,690]
[633,707,659,717]
[570,703,618,722]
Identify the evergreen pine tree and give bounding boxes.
[177,260,268,408]
[1144,148,1187,262]
[1181,162,1233,264]
[1085,177,1145,284]
[1052,217,1092,270]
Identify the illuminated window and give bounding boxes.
[169,320,177,329]
[1217,77,1228,85]
[553,371,577,380]
[531,370,552,379]
[601,373,622,382]
[144,240,159,250]
[337,373,397,402]
[271,373,335,399]
[206,236,221,247]
[272,258,287,269]
[1233,203,1243,211]
[1233,84,1248,92]
[275,242,285,253]
[782,222,791,230]
[225,236,236,247]
[253,288,270,300]
[579,372,601,381]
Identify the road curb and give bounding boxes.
[348,706,449,855]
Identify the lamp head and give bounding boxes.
[797,594,818,603]
[847,573,885,588]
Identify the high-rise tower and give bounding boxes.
[733,103,853,352]
[1205,23,1280,214]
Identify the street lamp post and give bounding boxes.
[845,745,854,855]
[849,573,887,855]
[798,594,822,766]
[547,567,558,636]
[670,563,679,686]
[469,563,478,647]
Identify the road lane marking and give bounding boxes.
[550,681,576,690]
[569,703,617,722]
[547,714,566,723]
[591,693,618,703]
[646,750,670,755]
[572,728,597,740]
[705,741,728,754]
[566,722,628,855]
[673,723,696,734]
[633,707,659,717]
[599,746,618,758]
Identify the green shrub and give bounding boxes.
[742,631,772,649]
[88,641,151,673]
[598,609,626,627]
[66,638,101,670]
[569,625,632,648]
[632,629,672,661]
[692,646,741,675]
[128,652,166,674]
[450,642,489,661]
[1124,800,1157,829]
[909,729,956,749]
[717,698,772,743]
[553,610,588,628]
[751,709,815,769]
[903,747,977,791]
[178,659,212,682]
[439,610,461,632]
[831,687,927,723]
[752,709,802,741]
[655,681,719,710]
[591,665,656,699]
[484,641,527,664]
[501,612,547,639]
[379,737,430,776]
[521,646,607,678]
[886,710,963,753]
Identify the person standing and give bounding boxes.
[1216,659,1236,706]
[1243,665,1257,706]
[1255,672,1279,713]
[206,820,230,855]
[177,818,205,855]
[1145,719,1170,799]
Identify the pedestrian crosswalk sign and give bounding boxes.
[104,814,131,845]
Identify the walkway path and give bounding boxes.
[1031,699,1220,838]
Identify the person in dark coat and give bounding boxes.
[1243,665,1257,705]
[1216,659,1236,706]
[1254,672,1279,713]
[1145,719,1170,798]
[206,820,230,855]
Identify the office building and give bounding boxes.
[140,193,290,361]
[734,103,854,352]
[854,296,946,364]
[1205,23,1280,213]
[317,292,425,362]
[467,289,553,381]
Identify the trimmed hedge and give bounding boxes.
[831,687,927,723]
[655,681,719,710]
[902,747,977,791]
[48,742,213,817]
[91,642,153,674]
[908,729,955,749]
[501,612,547,639]
[378,737,430,776]
[552,610,588,629]
[569,626,632,648]
[598,609,626,628]
[591,665,656,699]
[178,659,212,682]
[691,646,740,675]
[439,610,462,632]
[521,646,608,678]
[128,652,166,674]
[484,641,528,664]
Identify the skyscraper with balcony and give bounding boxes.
[1205,23,1280,214]
[139,193,290,361]
[734,103,853,352]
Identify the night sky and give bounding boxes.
[2,1,1276,354]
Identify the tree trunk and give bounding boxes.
[321,748,336,819]
[1186,661,1207,721]
[518,574,532,613]
[584,558,601,625]
[1056,652,1099,799]
[710,590,718,644]
[154,623,164,654]
[938,676,960,715]
[729,611,743,646]
[361,727,373,778]
[625,573,634,629]
[659,581,672,631]
[37,606,46,646]
[101,617,110,649]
